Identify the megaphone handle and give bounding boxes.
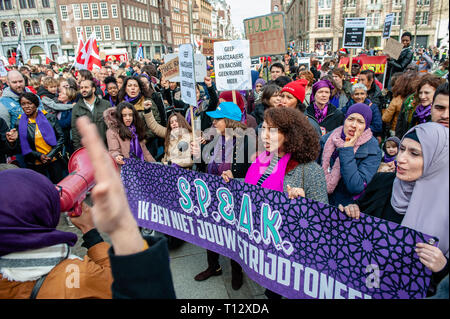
[68,202,83,217]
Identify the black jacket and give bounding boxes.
[12,111,64,166]
[0,117,16,163]
[306,103,345,135]
[251,102,269,125]
[388,47,414,74]
[367,82,384,111]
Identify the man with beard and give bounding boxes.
[71,79,111,150]
[431,82,449,128]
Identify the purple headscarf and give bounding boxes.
[18,110,57,156]
[391,122,449,257]
[0,169,77,257]
[310,79,334,105]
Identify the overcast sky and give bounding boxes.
[227,0,271,34]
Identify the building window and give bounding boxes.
[422,11,429,24]
[24,20,32,35]
[393,11,402,25]
[344,0,356,7]
[102,25,110,40]
[73,4,81,20]
[82,3,90,19]
[27,0,35,8]
[85,26,92,37]
[32,20,40,35]
[111,4,118,18]
[91,3,99,19]
[19,0,27,9]
[367,13,379,26]
[46,19,55,34]
[76,26,83,39]
[114,26,120,40]
[42,0,50,8]
[94,25,102,39]
[152,12,159,24]
[100,2,108,18]
[325,15,331,28]
[393,0,402,5]
[318,15,324,28]
[150,0,157,7]
[9,21,17,36]
[1,22,9,36]
[318,0,331,9]
[417,0,430,5]
[60,5,68,21]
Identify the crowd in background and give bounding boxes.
[0,30,448,299]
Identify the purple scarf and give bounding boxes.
[313,103,328,123]
[383,154,397,163]
[185,99,203,126]
[124,93,142,104]
[19,110,57,156]
[109,95,117,107]
[128,124,144,161]
[0,169,77,256]
[414,104,432,123]
[207,135,235,176]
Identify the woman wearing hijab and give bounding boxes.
[0,169,113,298]
[7,92,65,183]
[192,102,255,291]
[306,79,345,136]
[254,78,266,103]
[319,103,382,206]
[339,122,449,297]
[104,102,155,167]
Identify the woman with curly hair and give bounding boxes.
[244,107,328,299]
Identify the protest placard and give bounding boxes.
[179,44,196,106]
[202,37,225,56]
[160,57,180,81]
[383,13,394,39]
[244,12,286,57]
[163,53,206,83]
[338,56,388,74]
[122,159,435,299]
[0,60,7,76]
[297,57,310,71]
[214,40,252,91]
[343,18,367,49]
[384,38,404,60]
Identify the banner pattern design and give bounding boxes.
[122,160,435,299]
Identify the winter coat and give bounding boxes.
[10,110,65,166]
[0,230,113,299]
[71,96,112,151]
[306,103,345,136]
[342,98,383,135]
[103,108,154,164]
[319,130,382,206]
[388,47,414,75]
[0,87,43,129]
[395,94,416,139]
[251,102,268,125]
[367,81,384,110]
[382,95,403,131]
[0,117,15,163]
[143,109,192,168]
[37,86,56,100]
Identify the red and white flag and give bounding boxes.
[74,32,101,71]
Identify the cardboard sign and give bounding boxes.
[343,18,367,49]
[179,44,196,106]
[160,57,180,81]
[384,38,403,60]
[214,40,252,91]
[244,12,286,57]
[163,53,207,83]
[383,13,394,39]
[202,37,225,56]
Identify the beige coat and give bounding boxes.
[143,111,193,168]
[382,95,403,131]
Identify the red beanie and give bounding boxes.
[219,91,245,112]
[280,79,308,103]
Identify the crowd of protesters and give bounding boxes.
[0,30,448,299]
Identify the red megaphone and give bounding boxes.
[57,147,117,217]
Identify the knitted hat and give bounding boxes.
[345,103,373,130]
[280,79,309,103]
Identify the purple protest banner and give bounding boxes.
[122,159,436,299]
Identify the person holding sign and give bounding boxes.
[192,101,255,291]
[305,79,345,136]
[320,103,382,206]
[339,122,449,298]
[244,107,328,299]
[386,32,414,88]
